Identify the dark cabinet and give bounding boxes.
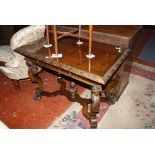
[0,25,27,45]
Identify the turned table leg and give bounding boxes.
[90,85,102,128]
[12,80,20,89]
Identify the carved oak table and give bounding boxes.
[14,26,141,128]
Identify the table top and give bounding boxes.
[62,25,142,38]
[58,25,142,48]
[15,35,129,85]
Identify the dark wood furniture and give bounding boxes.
[56,25,142,102]
[14,25,142,128]
[0,26,27,45]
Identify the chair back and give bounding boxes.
[10,25,45,50]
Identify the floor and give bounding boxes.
[0,71,84,128]
[127,28,155,68]
[0,27,155,129]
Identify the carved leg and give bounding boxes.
[57,73,66,93]
[26,60,43,100]
[100,91,106,102]
[34,88,42,100]
[90,85,102,128]
[12,80,20,89]
[104,73,120,105]
[68,82,77,99]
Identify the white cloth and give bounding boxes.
[0,121,9,129]
[0,25,45,80]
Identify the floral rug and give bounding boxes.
[48,62,155,129]
[98,73,155,129]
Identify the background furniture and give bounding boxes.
[0,25,45,88]
[0,26,27,45]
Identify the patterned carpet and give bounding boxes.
[49,62,155,129]
[0,71,84,129]
[99,63,155,129]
